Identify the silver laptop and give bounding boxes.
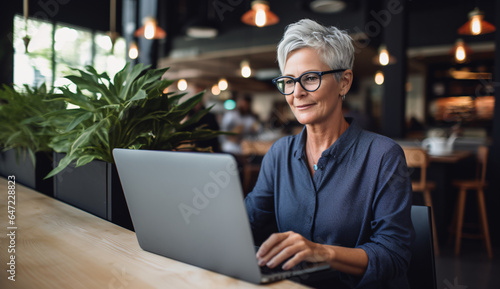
[113,149,330,284]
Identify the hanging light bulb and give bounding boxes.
[458,7,496,36]
[218,78,228,91]
[373,44,396,66]
[177,79,188,91]
[144,19,156,39]
[452,39,470,64]
[128,41,139,59]
[471,13,482,35]
[241,1,279,27]
[255,7,267,27]
[241,60,252,78]
[134,17,167,39]
[211,84,221,95]
[455,45,466,62]
[378,45,390,66]
[374,71,384,85]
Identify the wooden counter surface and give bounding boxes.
[0,177,308,289]
[427,150,474,164]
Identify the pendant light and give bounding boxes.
[23,0,31,53]
[177,79,188,91]
[186,0,219,38]
[458,7,495,36]
[218,78,228,91]
[309,0,346,14]
[241,60,252,78]
[211,84,221,96]
[128,41,139,59]
[374,71,384,85]
[241,1,279,27]
[107,0,120,52]
[134,17,166,40]
[377,45,396,66]
[451,39,471,64]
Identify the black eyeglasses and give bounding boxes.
[272,69,347,95]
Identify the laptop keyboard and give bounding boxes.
[254,246,330,279]
[260,264,287,275]
[260,260,326,275]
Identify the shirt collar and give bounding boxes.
[293,117,362,162]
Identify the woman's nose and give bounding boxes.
[293,81,306,98]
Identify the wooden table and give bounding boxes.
[428,150,473,164]
[0,177,308,289]
[399,147,475,247]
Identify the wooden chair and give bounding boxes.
[403,147,439,256]
[451,145,492,259]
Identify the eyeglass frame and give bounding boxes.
[271,69,347,95]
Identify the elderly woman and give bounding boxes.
[244,19,414,288]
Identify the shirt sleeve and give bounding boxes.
[244,142,279,245]
[352,143,415,288]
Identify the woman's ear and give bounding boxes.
[339,69,353,96]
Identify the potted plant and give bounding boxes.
[44,62,224,230]
[0,83,65,196]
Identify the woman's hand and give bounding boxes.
[256,231,369,276]
[256,231,330,270]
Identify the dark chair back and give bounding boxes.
[408,205,437,289]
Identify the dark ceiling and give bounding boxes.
[6,0,497,92]
[10,0,496,51]
[158,0,496,92]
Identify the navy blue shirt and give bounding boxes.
[245,119,415,288]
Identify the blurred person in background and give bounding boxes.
[182,86,221,152]
[220,94,261,154]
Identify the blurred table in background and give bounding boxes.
[397,139,482,247]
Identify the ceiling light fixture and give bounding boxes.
[23,0,30,53]
[378,45,390,66]
[107,0,120,52]
[211,84,221,96]
[241,1,279,27]
[128,41,139,59]
[186,24,218,38]
[241,60,252,78]
[218,78,228,91]
[374,71,384,85]
[309,0,346,14]
[374,44,396,66]
[457,7,495,36]
[451,39,471,64]
[177,79,188,91]
[134,17,166,40]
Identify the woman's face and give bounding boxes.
[283,47,350,126]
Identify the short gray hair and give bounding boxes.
[277,19,355,81]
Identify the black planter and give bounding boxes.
[53,153,134,231]
[0,149,54,196]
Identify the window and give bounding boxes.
[13,15,126,89]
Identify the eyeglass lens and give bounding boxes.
[275,72,322,95]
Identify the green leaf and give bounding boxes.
[76,154,97,167]
[70,122,101,152]
[128,90,147,102]
[64,111,93,133]
[45,154,75,179]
